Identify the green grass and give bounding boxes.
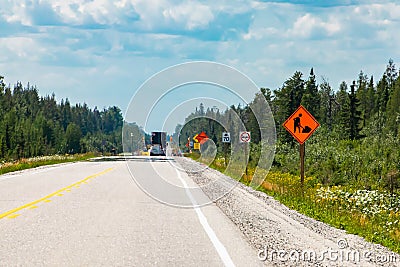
[189,154,400,254]
[259,187,400,254]
[0,153,98,175]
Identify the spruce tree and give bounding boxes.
[273,71,304,143]
[301,68,320,119]
[318,79,335,129]
[349,81,363,140]
[376,74,390,114]
[386,75,400,135]
[65,123,82,154]
[336,82,351,139]
[356,71,368,127]
[365,76,376,121]
[385,59,398,94]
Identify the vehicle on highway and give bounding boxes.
[150,132,167,156]
[149,144,165,156]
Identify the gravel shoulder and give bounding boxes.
[176,157,400,267]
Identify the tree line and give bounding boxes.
[0,75,123,160]
[177,59,400,191]
[273,59,400,143]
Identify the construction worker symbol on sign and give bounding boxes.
[283,105,320,144]
[293,113,312,133]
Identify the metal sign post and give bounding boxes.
[283,105,319,190]
[239,132,251,176]
[300,143,305,186]
[222,132,231,167]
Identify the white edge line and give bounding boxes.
[175,168,235,267]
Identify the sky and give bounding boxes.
[1,0,399,133]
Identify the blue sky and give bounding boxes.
[1,0,399,133]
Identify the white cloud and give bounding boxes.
[240,2,306,42]
[163,2,214,30]
[352,2,400,34]
[1,0,400,116]
[1,0,137,26]
[242,27,279,40]
[290,13,341,38]
[3,0,33,25]
[0,36,47,61]
[49,0,84,24]
[77,0,117,24]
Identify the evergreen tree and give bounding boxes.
[386,75,400,135]
[336,81,351,139]
[199,103,205,116]
[65,123,82,154]
[356,71,368,127]
[0,76,5,122]
[301,68,320,119]
[274,71,304,142]
[349,81,363,140]
[318,79,335,129]
[385,58,398,94]
[365,76,376,121]
[376,74,390,114]
[0,75,124,160]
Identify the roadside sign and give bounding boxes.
[189,141,194,147]
[194,143,200,150]
[185,137,190,147]
[239,131,251,143]
[198,131,209,144]
[283,105,319,144]
[194,131,209,144]
[222,132,231,143]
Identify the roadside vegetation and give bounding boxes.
[0,74,128,174]
[0,153,98,175]
[0,75,123,161]
[183,59,400,254]
[188,140,400,254]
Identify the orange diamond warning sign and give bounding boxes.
[283,105,320,144]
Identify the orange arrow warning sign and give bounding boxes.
[193,131,209,144]
[283,105,320,144]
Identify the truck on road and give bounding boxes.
[150,132,166,156]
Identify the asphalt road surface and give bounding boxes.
[0,158,261,266]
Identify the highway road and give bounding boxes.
[0,158,261,266]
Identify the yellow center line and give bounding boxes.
[0,168,113,219]
[7,214,20,219]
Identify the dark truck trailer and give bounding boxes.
[150,132,166,156]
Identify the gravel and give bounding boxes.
[175,157,400,267]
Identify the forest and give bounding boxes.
[0,75,123,160]
[178,59,400,192]
[177,59,400,251]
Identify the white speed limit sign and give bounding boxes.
[239,131,251,143]
[222,132,231,143]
